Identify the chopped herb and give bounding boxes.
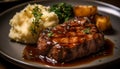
[30,25,37,34]
[50,3,74,23]
[31,6,42,34]
[32,6,42,25]
[83,28,90,34]
[47,32,54,37]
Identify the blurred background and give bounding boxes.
[0,0,30,13]
[0,0,120,14]
[0,0,120,69]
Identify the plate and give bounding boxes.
[0,0,120,69]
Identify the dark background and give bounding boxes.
[0,0,120,14]
[0,0,120,69]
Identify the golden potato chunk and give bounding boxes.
[95,15,112,31]
[73,5,97,17]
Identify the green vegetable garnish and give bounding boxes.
[83,28,90,34]
[32,6,42,25]
[30,25,37,34]
[47,32,54,37]
[50,3,74,23]
[31,6,42,34]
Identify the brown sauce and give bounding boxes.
[23,39,114,67]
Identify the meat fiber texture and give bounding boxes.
[37,17,104,63]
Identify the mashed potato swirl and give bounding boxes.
[9,4,59,44]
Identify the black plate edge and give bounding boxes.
[0,0,120,68]
[0,0,120,16]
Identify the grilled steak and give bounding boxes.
[37,17,104,63]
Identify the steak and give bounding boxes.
[37,17,104,63]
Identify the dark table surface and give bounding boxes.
[0,0,120,69]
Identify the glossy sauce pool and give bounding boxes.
[23,39,114,67]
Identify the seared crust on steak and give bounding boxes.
[37,17,104,63]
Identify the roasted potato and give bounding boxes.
[73,5,97,17]
[95,15,112,31]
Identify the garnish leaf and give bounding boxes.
[31,6,42,34]
[47,32,54,37]
[50,3,74,23]
[83,28,90,34]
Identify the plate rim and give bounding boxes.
[0,0,120,16]
[0,0,120,68]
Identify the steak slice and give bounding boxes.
[37,17,104,63]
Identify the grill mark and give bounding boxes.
[42,20,99,48]
[37,17,105,63]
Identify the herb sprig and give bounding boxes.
[32,6,42,24]
[83,27,90,34]
[50,3,74,23]
[47,31,54,37]
[30,6,42,34]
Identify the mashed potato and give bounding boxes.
[9,4,59,44]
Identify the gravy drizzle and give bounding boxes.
[23,39,114,67]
